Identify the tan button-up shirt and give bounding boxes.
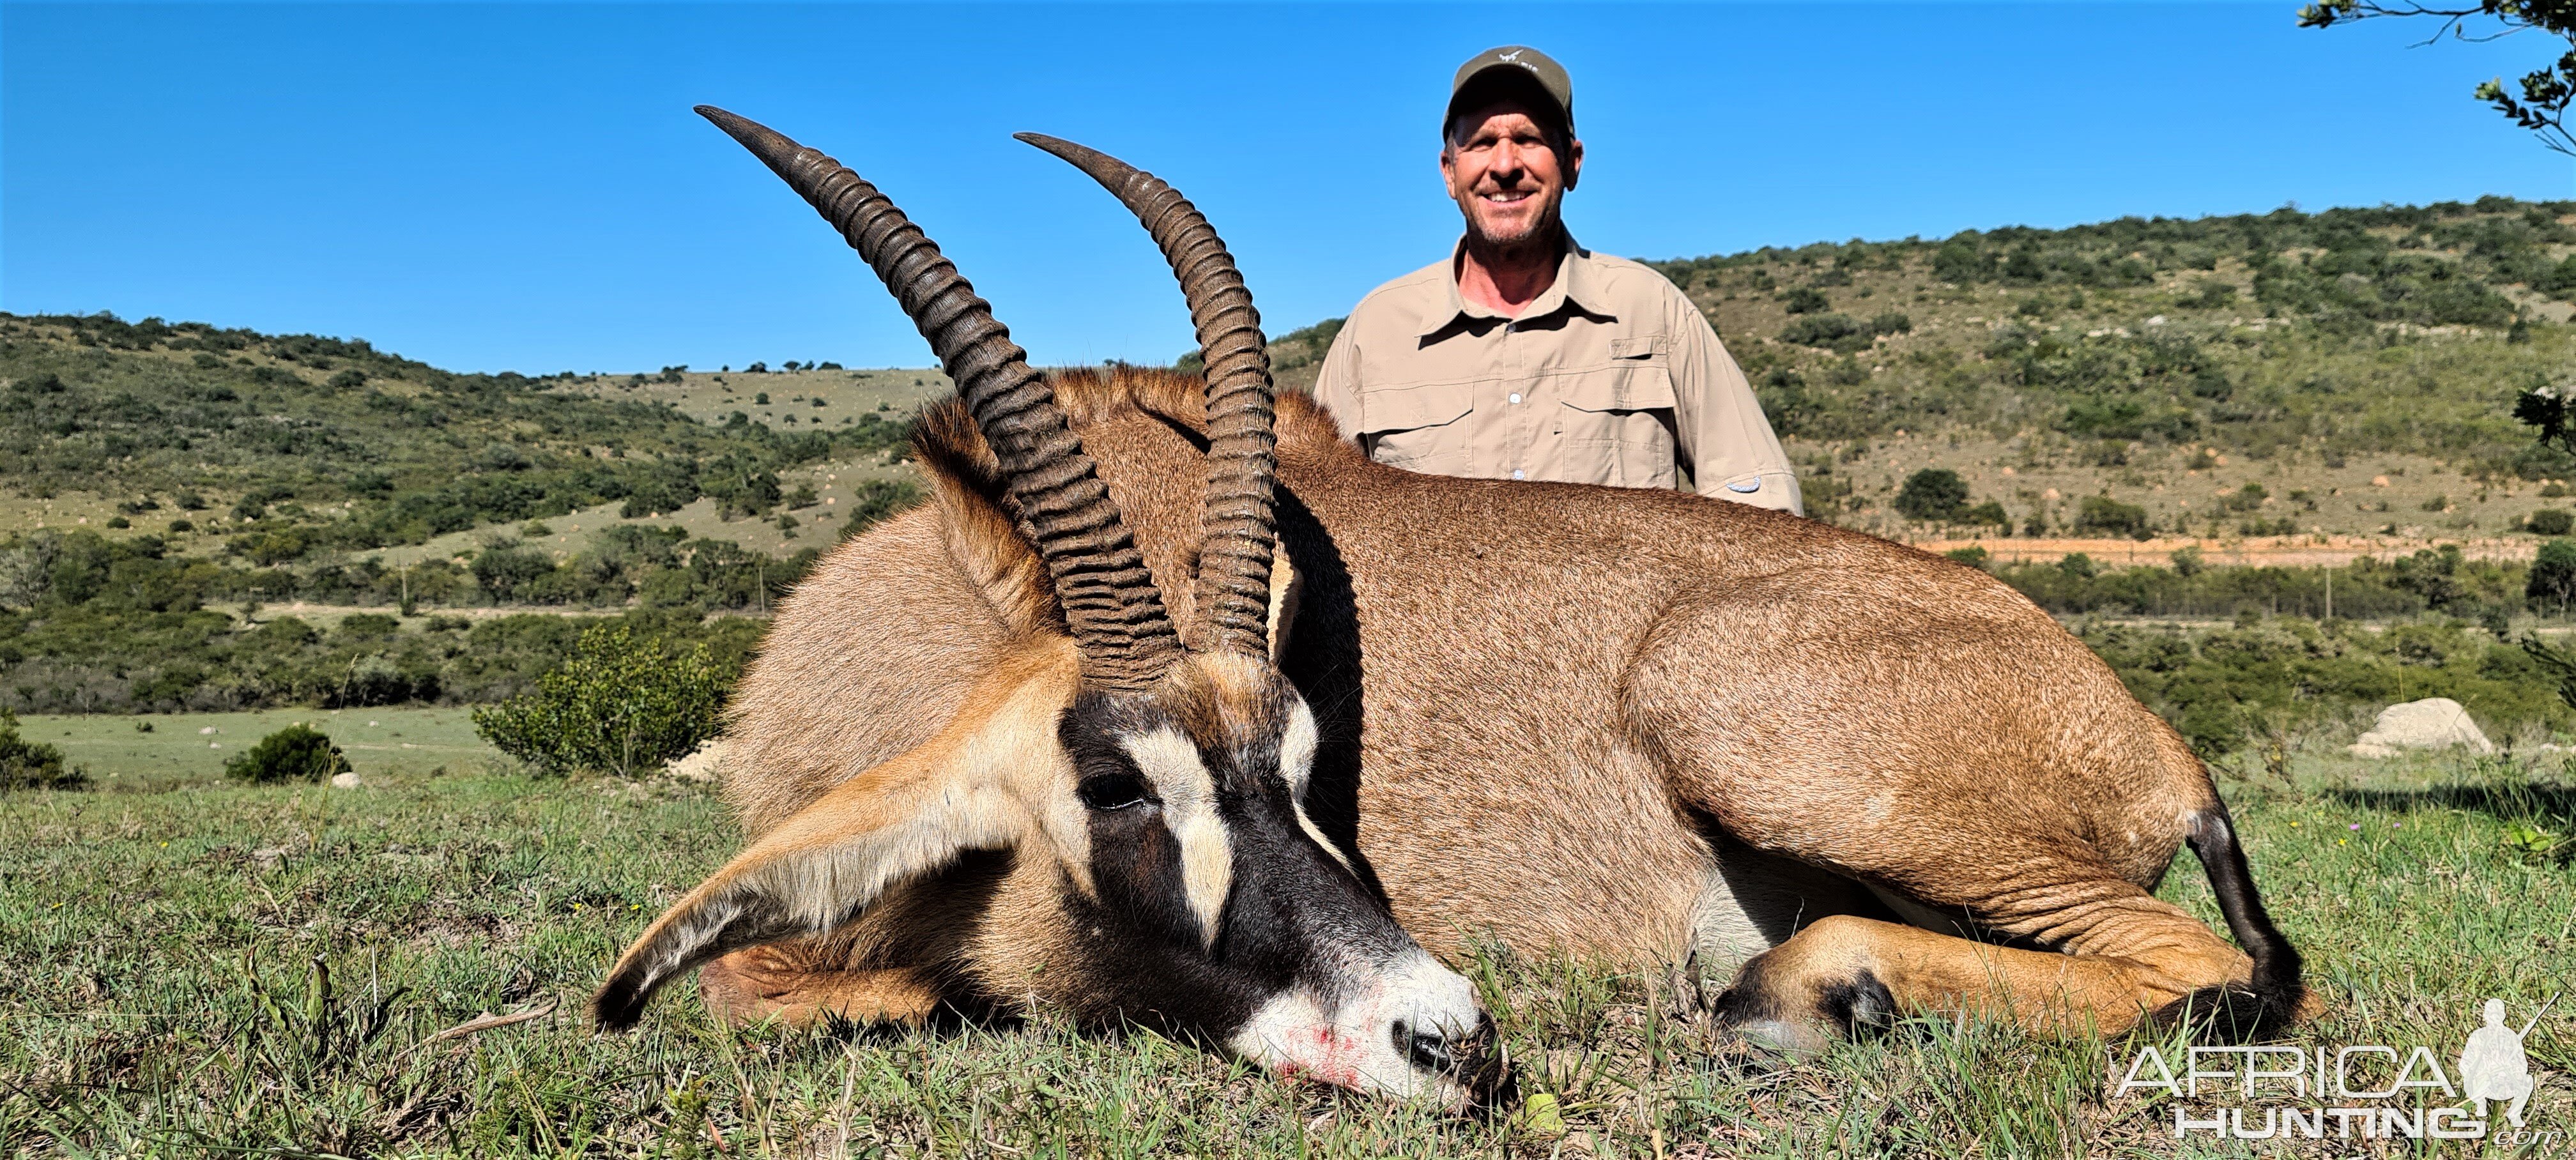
[1312,238,1802,514]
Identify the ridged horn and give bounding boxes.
[1015,133,1278,660]
[698,107,1182,691]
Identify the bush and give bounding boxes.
[2073,496,2152,540]
[1780,314,1869,352]
[471,544,554,601]
[1961,501,2011,528]
[1931,240,1988,284]
[1894,469,1969,521]
[471,624,726,777]
[1781,286,1831,314]
[222,724,351,784]
[2531,508,2575,536]
[0,708,86,791]
[840,478,928,539]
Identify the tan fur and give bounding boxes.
[684,367,2270,1042]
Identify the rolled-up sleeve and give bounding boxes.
[1311,326,1365,446]
[1670,296,1802,515]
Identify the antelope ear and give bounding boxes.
[591,748,1030,1031]
[1267,548,1301,663]
[915,399,1066,640]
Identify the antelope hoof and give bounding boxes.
[1710,965,1894,1059]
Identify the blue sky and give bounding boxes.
[3,3,2566,373]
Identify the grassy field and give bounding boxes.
[4,745,2570,1156]
[22,706,497,792]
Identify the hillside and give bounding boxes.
[1257,195,2576,550]
[0,312,948,560]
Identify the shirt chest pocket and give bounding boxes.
[1356,383,1475,473]
[1554,339,1677,486]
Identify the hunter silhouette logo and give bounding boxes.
[2115,995,2557,1141]
[2462,997,2544,1127]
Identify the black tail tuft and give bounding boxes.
[2152,800,2307,1041]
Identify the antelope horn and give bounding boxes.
[1015,133,1278,660]
[700,107,1182,690]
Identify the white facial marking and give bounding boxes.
[1276,702,1353,872]
[1227,949,1485,1110]
[1121,728,1232,949]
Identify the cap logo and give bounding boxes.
[1498,49,1524,63]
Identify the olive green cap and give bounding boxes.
[1446,45,1574,137]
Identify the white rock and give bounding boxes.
[2348,698,2494,758]
[663,738,733,783]
[329,771,363,789]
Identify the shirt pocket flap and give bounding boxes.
[1559,364,1678,414]
[1357,385,1473,434]
[1609,335,1669,360]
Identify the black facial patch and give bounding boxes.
[1046,680,1416,1043]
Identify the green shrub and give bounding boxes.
[1894,469,1968,521]
[222,724,351,784]
[471,544,553,601]
[1780,313,1870,352]
[1931,240,1988,284]
[0,709,86,791]
[471,624,725,777]
[1781,286,1831,314]
[2530,508,2575,536]
[840,478,928,540]
[2074,496,2152,540]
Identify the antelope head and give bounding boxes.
[591,109,1505,1109]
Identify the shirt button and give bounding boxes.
[1510,469,1526,480]
[1508,392,1522,404]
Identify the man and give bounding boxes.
[1314,46,1802,513]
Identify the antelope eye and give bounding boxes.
[1078,772,1153,812]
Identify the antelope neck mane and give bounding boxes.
[913,367,1356,480]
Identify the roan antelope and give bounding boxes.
[595,107,2312,1110]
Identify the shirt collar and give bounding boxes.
[1416,231,1612,338]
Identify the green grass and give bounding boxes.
[4,749,2571,1156]
[23,706,495,791]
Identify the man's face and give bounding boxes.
[1440,98,1581,250]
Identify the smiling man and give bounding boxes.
[1314,46,1802,512]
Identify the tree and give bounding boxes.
[2517,382,2576,453]
[2301,0,2576,155]
[2531,537,2576,609]
[1895,469,1970,521]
